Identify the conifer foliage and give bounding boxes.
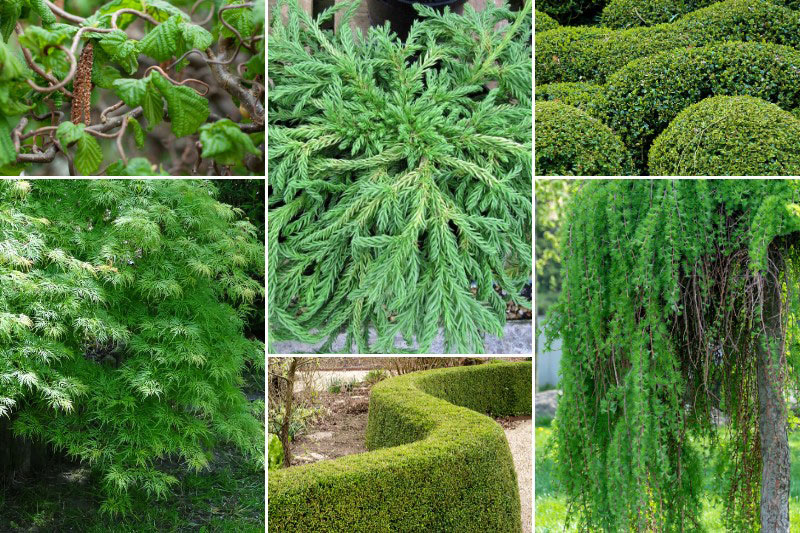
[0,179,265,514]
[547,180,800,530]
[268,0,533,353]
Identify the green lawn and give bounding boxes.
[0,446,264,532]
[535,420,800,532]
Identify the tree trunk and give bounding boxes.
[756,263,790,533]
[0,415,47,485]
[279,357,298,468]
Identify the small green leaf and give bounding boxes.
[127,117,145,148]
[113,78,147,108]
[29,0,57,25]
[0,40,27,80]
[0,115,16,167]
[142,81,164,130]
[56,122,85,148]
[139,15,180,62]
[199,119,261,166]
[179,21,213,51]
[151,71,209,137]
[0,3,22,43]
[98,29,139,75]
[75,134,103,175]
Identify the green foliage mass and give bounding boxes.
[600,0,717,29]
[0,180,265,515]
[536,0,606,25]
[534,82,606,114]
[546,180,800,530]
[535,0,800,85]
[649,95,800,176]
[534,9,560,32]
[603,41,800,169]
[268,0,532,353]
[268,362,531,532]
[535,101,632,176]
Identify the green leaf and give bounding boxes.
[113,77,147,108]
[127,117,145,148]
[92,63,122,90]
[150,71,209,137]
[28,0,57,26]
[0,40,26,80]
[0,2,22,43]
[0,115,16,167]
[145,0,191,22]
[199,119,261,166]
[220,0,254,41]
[142,80,164,130]
[179,21,213,51]
[18,24,76,50]
[75,134,103,175]
[83,0,144,28]
[56,122,85,148]
[139,15,180,62]
[98,29,139,75]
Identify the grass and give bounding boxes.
[535,419,800,532]
[0,446,264,532]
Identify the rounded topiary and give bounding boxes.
[536,0,606,25]
[535,9,560,32]
[603,41,800,168]
[648,95,800,176]
[535,0,800,84]
[600,0,717,29]
[535,101,633,176]
[535,82,607,113]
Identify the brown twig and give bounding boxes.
[218,3,256,52]
[45,1,85,23]
[100,101,126,123]
[12,118,28,153]
[191,0,216,25]
[111,9,160,30]
[205,49,264,125]
[144,65,211,96]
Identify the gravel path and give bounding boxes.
[505,417,532,533]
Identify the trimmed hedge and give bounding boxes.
[648,95,800,175]
[600,0,717,29]
[535,10,560,32]
[536,101,633,176]
[268,362,532,532]
[603,41,800,168]
[535,0,800,84]
[535,82,607,113]
[537,0,606,25]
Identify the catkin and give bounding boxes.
[71,42,94,126]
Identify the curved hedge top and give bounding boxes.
[648,95,800,175]
[600,0,717,29]
[536,101,633,176]
[535,82,607,112]
[268,361,532,533]
[603,41,800,168]
[536,0,800,84]
[535,9,560,32]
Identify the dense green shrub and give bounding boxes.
[0,180,264,514]
[535,0,800,84]
[536,0,606,25]
[600,0,716,28]
[535,101,633,176]
[535,82,607,113]
[603,41,800,168]
[648,96,800,175]
[535,9,560,32]
[268,0,532,354]
[268,362,532,532]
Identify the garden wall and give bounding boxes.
[267,361,532,532]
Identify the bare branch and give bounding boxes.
[206,49,264,125]
[45,1,85,23]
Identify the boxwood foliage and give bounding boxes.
[603,41,800,169]
[536,101,633,176]
[600,0,716,29]
[535,0,800,84]
[535,82,607,113]
[267,361,532,532]
[648,96,800,175]
[535,9,560,32]
[536,0,606,25]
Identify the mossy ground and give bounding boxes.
[535,418,800,531]
[0,446,264,532]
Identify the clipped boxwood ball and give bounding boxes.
[604,41,800,169]
[600,0,717,29]
[649,95,800,176]
[535,10,560,32]
[536,0,800,85]
[535,82,607,114]
[536,101,634,176]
